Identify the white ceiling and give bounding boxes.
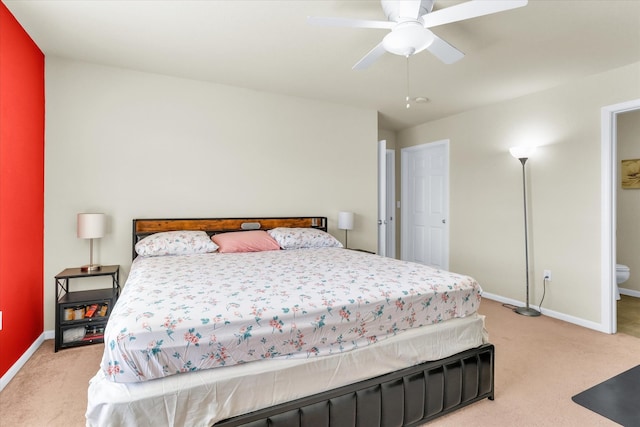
[5,0,640,131]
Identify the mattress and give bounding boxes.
[86,312,488,427]
[101,248,482,383]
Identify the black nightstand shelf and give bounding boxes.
[54,265,120,352]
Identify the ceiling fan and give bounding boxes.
[308,0,528,70]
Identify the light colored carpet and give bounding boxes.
[1,298,639,426]
[0,339,103,426]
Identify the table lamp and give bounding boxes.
[77,213,105,272]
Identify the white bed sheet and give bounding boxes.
[87,313,487,427]
[102,248,482,383]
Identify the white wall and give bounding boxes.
[44,58,378,330]
[617,109,640,293]
[397,62,640,326]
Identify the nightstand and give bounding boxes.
[54,265,120,352]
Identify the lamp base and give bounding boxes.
[514,306,541,317]
[81,264,102,273]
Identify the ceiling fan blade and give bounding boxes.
[353,42,387,70]
[394,0,424,19]
[426,33,465,64]
[307,16,394,30]
[421,0,528,29]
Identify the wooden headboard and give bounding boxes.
[132,216,327,259]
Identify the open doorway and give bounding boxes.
[378,140,396,257]
[601,98,640,334]
[385,148,396,258]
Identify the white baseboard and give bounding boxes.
[0,329,55,392]
[620,287,640,298]
[1,333,43,392]
[481,292,608,333]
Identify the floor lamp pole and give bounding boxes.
[515,157,540,317]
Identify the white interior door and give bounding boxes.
[378,140,387,256]
[401,140,449,269]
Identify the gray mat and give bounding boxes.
[572,365,640,426]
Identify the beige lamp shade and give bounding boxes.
[77,213,105,239]
[338,211,354,230]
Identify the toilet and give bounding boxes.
[615,264,630,300]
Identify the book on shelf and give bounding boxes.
[85,304,99,318]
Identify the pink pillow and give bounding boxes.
[212,230,281,253]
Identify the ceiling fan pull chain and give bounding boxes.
[405,55,411,109]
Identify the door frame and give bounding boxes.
[385,148,396,258]
[601,98,640,334]
[401,139,450,269]
[378,140,387,256]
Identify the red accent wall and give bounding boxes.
[0,2,45,378]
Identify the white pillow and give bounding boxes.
[135,230,218,257]
[267,227,343,250]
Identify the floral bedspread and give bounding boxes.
[101,248,482,383]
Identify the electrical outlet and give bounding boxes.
[543,270,552,281]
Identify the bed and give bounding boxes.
[86,217,494,427]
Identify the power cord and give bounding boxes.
[502,275,549,313]
[502,303,518,310]
[538,275,549,314]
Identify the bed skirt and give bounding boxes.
[214,343,495,427]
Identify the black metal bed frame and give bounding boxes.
[215,344,495,427]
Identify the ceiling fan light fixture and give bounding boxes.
[382,22,435,56]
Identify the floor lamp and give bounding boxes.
[510,147,540,317]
